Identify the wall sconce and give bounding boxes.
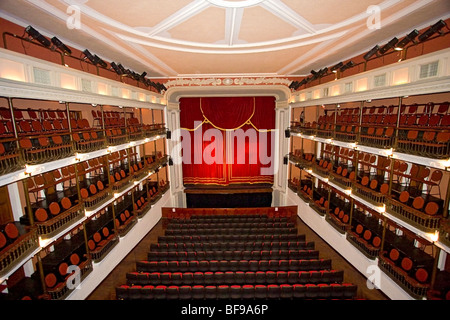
[429,230,439,242]
[24,164,34,176]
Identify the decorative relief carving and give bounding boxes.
[165,77,291,88]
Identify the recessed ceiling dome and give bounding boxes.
[207,0,266,8]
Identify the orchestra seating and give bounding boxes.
[115,208,359,300]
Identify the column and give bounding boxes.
[273,99,290,206]
[166,103,185,208]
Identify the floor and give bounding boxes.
[86,216,389,300]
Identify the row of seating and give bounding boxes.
[126,270,344,286]
[150,241,315,252]
[169,216,290,224]
[116,283,358,300]
[166,222,295,229]
[136,259,333,273]
[147,249,320,262]
[164,228,298,236]
[116,212,359,300]
[157,234,306,243]
[188,214,275,220]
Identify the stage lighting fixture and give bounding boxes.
[94,55,107,68]
[117,64,127,75]
[131,71,141,81]
[379,37,398,55]
[83,49,97,65]
[25,25,51,48]
[51,37,72,55]
[156,82,167,93]
[363,45,380,60]
[110,62,124,75]
[318,67,328,77]
[418,19,447,42]
[289,81,296,89]
[395,29,419,50]
[331,62,344,73]
[139,71,147,81]
[340,61,354,72]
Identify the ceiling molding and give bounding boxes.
[166,83,291,105]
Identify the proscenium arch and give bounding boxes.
[164,83,292,207]
[165,84,291,109]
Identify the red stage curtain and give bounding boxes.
[180,96,275,186]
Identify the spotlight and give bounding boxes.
[378,37,398,55]
[117,64,127,75]
[340,61,354,72]
[418,19,447,42]
[395,29,419,50]
[363,45,380,60]
[124,69,133,77]
[25,25,51,48]
[83,49,97,65]
[110,62,124,75]
[289,81,297,89]
[331,62,344,73]
[140,71,147,80]
[51,37,72,55]
[131,71,141,81]
[318,67,328,77]
[94,55,107,68]
[156,82,166,92]
[299,78,308,86]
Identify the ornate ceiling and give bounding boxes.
[0,0,449,78]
